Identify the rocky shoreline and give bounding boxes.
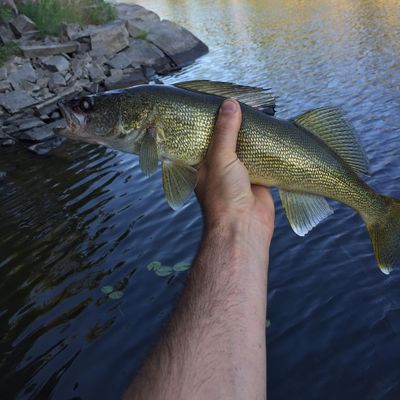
[0,2,208,154]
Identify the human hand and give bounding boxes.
[196,99,275,242]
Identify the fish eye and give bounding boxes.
[80,97,93,111]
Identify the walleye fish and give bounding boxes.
[58,81,400,274]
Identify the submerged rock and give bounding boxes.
[28,136,65,155]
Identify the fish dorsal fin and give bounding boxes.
[292,107,369,176]
[162,161,198,209]
[139,133,158,176]
[279,190,334,236]
[174,80,276,115]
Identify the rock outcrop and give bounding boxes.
[0,2,208,153]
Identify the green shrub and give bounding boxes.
[0,42,20,65]
[17,0,117,36]
[0,5,13,22]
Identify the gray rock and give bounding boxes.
[90,21,129,56]
[20,80,41,92]
[63,22,81,41]
[42,55,70,73]
[50,111,61,119]
[104,69,148,90]
[146,20,208,67]
[2,139,15,147]
[19,30,41,42]
[18,118,46,131]
[19,42,79,57]
[106,52,131,70]
[116,3,160,23]
[28,136,65,155]
[8,63,37,88]
[18,125,56,142]
[36,77,49,88]
[10,15,36,37]
[0,90,37,114]
[0,80,11,92]
[0,23,16,44]
[0,67,7,81]
[48,72,66,91]
[71,53,92,78]
[87,62,105,83]
[124,39,171,72]
[104,68,124,88]
[33,85,82,116]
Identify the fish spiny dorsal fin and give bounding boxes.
[292,107,369,176]
[279,190,334,236]
[173,80,276,116]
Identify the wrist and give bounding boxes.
[204,211,273,258]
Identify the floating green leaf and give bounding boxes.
[147,261,161,271]
[101,286,114,295]
[108,291,124,300]
[173,262,191,272]
[155,266,173,277]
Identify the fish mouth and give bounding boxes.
[58,101,86,135]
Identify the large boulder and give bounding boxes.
[89,21,129,56]
[145,20,208,68]
[115,3,160,23]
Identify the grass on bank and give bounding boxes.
[17,0,117,36]
[0,5,13,22]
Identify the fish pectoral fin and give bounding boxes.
[139,130,158,176]
[279,190,334,236]
[162,161,198,210]
[173,80,276,116]
[291,107,369,176]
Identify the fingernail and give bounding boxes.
[220,99,237,114]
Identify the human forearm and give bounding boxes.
[124,215,270,400]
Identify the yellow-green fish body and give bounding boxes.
[58,81,400,273]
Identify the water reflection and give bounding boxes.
[1,0,400,398]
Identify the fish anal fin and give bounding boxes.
[174,80,276,115]
[280,190,334,236]
[292,107,369,176]
[162,161,198,209]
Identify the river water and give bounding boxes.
[1,0,400,399]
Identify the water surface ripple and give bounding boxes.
[1,0,400,399]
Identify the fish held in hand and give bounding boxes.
[57,81,400,274]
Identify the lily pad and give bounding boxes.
[101,286,114,295]
[155,266,173,277]
[108,291,124,300]
[147,261,161,271]
[173,262,191,272]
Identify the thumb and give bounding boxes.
[208,99,242,166]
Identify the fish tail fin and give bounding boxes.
[365,195,400,274]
